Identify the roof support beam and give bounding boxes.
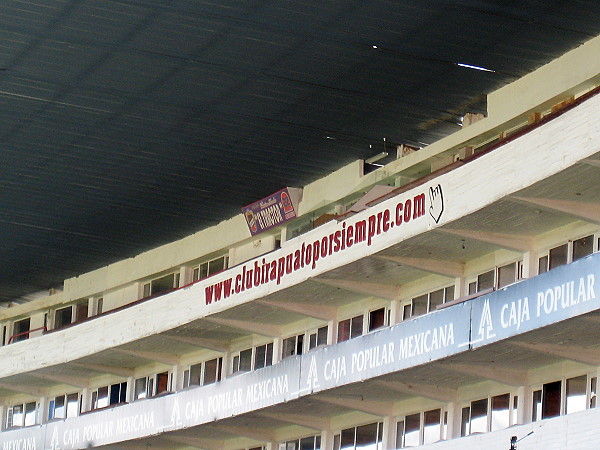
[29,372,89,389]
[255,299,337,321]
[71,363,134,378]
[257,411,329,430]
[374,255,463,278]
[374,380,457,403]
[210,424,274,442]
[436,228,534,252]
[511,196,600,224]
[203,317,281,338]
[113,348,179,366]
[0,383,47,397]
[315,395,393,416]
[580,158,600,169]
[440,362,528,386]
[164,435,224,450]
[313,278,400,301]
[510,341,600,366]
[162,334,230,353]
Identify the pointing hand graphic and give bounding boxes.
[429,184,444,223]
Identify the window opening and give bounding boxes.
[282,334,304,359]
[368,308,386,332]
[48,393,79,420]
[573,235,593,261]
[232,344,273,374]
[549,244,568,270]
[339,422,382,450]
[91,382,127,410]
[183,358,223,388]
[337,315,363,343]
[192,255,229,282]
[565,375,587,414]
[6,402,37,428]
[54,306,72,329]
[12,318,30,342]
[308,326,328,350]
[283,435,321,450]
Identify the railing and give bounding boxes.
[7,326,47,344]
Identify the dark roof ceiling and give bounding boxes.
[1,0,599,303]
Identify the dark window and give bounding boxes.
[12,318,30,342]
[254,343,273,369]
[402,304,412,321]
[491,393,510,431]
[404,413,420,447]
[423,409,441,444]
[135,378,148,399]
[429,289,445,310]
[282,335,303,358]
[55,307,72,329]
[204,358,222,385]
[109,382,127,405]
[337,319,350,342]
[338,315,363,342]
[538,256,549,274]
[350,315,363,338]
[355,422,380,449]
[150,273,176,296]
[156,372,169,395]
[75,302,88,322]
[412,294,428,317]
[573,235,593,261]
[497,263,517,288]
[477,270,494,291]
[549,244,568,270]
[239,348,253,372]
[368,308,386,331]
[189,363,202,386]
[542,381,561,419]
[309,326,328,350]
[470,398,488,434]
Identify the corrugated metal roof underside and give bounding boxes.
[0,0,599,302]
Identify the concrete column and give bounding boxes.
[126,376,136,403]
[522,251,536,279]
[521,386,533,425]
[389,300,400,326]
[272,337,282,364]
[320,430,335,450]
[221,351,232,379]
[37,397,47,424]
[454,276,466,299]
[382,416,396,449]
[327,320,336,345]
[80,388,91,413]
[178,266,189,286]
[515,387,526,425]
[446,402,458,440]
[266,441,280,450]
[171,365,183,391]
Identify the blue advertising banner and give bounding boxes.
[297,301,471,394]
[468,253,600,349]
